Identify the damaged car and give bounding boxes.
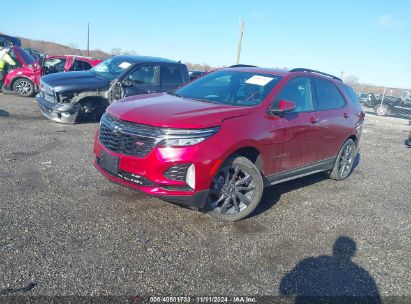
[2,46,101,97]
[35,55,189,124]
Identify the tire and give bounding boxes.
[13,78,35,97]
[205,156,264,222]
[76,99,108,123]
[329,139,356,181]
[375,104,389,116]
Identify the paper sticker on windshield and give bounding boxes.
[245,75,274,86]
[119,62,132,69]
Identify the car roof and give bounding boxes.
[224,67,343,83]
[113,55,178,64]
[223,67,290,77]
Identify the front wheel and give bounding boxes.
[205,156,264,221]
[13,78,35,97]
[329,139,356,181]
[375,104,389,116]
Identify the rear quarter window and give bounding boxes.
[341,84,363,113]
[313,78,346,110]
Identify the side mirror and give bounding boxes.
[268,99,296,115]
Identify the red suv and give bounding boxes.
[93,67,364,221]
[2,46,101,97]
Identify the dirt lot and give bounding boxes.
[1,94,410,298]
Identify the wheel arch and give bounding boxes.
[10,76,34,91]
[74,96,110,123]
[224,146,264,173]
[347,134,358,147]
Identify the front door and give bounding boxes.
[268,76,322,174]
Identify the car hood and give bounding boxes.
[107,93,254,128]
[40,71,110,93]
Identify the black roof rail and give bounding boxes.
[289,68,342,82]
[230,64,257,68]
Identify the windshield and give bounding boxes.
[90,57,133,80]
[176,70,282,106]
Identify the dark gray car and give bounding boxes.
[35,55,189,124]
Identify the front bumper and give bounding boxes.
[93,136,224,209]
[94,159,209,208]
[35,93,79,124]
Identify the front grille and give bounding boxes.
[40,82,56,103]
[99,113,161,157]
[96,157,154,186]
[164,164,191,181]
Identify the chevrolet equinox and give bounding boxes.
[93,67,364,221]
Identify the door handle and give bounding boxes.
[310,117,320,124]
[344,112,350,118]
[147,90,157,94]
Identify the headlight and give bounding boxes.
[157,126,219,147]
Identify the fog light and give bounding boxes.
[186,164,195,189]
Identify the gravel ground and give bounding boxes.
[0,94,410,299]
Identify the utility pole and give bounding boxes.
[340,69,344,80]
[236,18,244,65]
[87,22,90,57]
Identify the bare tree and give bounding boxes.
[344,75,360,85]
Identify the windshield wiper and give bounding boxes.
[191,98,221,104]
[167,91,183,98]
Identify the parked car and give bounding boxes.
[362,93,411,116]
[2,46,101,97]
[24,48,45,61]
[358,93,369,103]
[93,67,364,221]
[35,55,189,124]
[189,70,205,81]
[0,34,21,47]
[406,130,411,147]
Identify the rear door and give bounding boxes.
[311,78,352,160]
[160,64,188,91]
[268,76,322,173]
[70,59,93,71]
[69,59,84,71]
[121,64,160,97]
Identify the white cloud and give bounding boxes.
[378,14,404,29]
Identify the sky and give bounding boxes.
[1,0,410,88]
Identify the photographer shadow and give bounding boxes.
[0,109,10,117]
[279,236,381,304]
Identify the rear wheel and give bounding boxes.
[206,156,263,221]
[329,139,356,180]
[13,78,35,97]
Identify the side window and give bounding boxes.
[71,60,84,71]
[82,61,92,70]
[275,77,314,112]
[126,65,159,85]
[161,65,184,86]
[341,85,362,113]
[313,78,346,110]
